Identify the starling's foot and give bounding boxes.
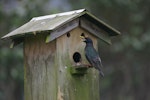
[87,64,93,68]
[82,64,92,68]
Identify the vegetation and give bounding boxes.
[0,0,150,100]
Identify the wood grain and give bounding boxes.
[24,33,57,100]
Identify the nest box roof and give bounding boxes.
[2,9,120,42]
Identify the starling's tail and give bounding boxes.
[99,70,104,77]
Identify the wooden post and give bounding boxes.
[24,27,100,100]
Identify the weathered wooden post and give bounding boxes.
[2,9,120,100]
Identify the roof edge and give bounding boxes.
[84,12,121,36]
[31,9,86,21]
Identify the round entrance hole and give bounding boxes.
[73,52,81,63]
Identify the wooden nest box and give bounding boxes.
[2,9,120,100]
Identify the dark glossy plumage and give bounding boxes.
[84,37,104,77]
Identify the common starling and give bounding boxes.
[81,36,104,77]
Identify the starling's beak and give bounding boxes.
[80,35,85,39]
[80,35,86,42]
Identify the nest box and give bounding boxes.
[2,9,120,100]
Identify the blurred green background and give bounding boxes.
[0,0,150,100]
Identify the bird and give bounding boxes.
[80,35,104,77]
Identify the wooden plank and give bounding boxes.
[80,17,111,44]
[46,19,79,43]
[24,33,57,100]
[56,27,100,100]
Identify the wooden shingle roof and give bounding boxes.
[2,9,120,44]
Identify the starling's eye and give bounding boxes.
[73,52,81,63]
[81,33,85,37]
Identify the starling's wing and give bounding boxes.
[93,56,103,68]
[89,48,104,77]
[87,55,104,77]
[85,45,104,77]
[85,53,94,65]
